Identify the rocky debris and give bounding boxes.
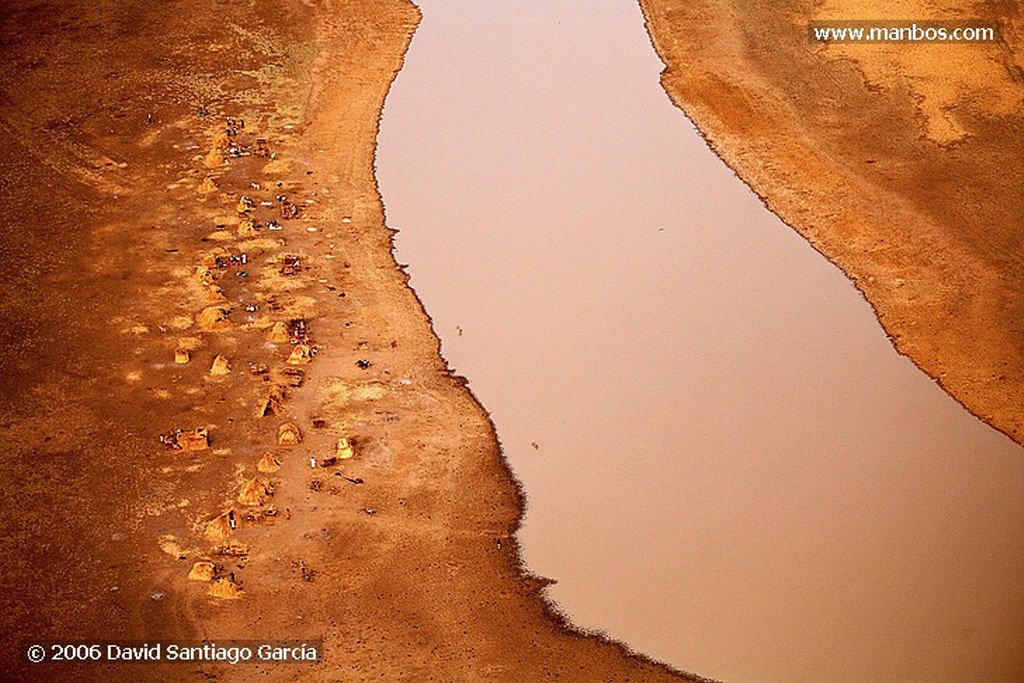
[174,347,191,364]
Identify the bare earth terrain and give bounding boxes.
[639,0,1024,445]
[0,1,707,681]
[4,0,1020,681]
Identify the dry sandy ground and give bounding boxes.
[639,0,1024,445]
[0,1,713,681]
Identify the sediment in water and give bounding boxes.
[637,0,1024,445]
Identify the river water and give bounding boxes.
[376,1,1024,681]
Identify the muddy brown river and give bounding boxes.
[378,1,1024,681]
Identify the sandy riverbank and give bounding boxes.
[0,1,710,680]
[638,0,1024,445]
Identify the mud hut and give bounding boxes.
[188,561,216,582]
[208,576,242,599]
[255,384,287,418]
[209,354,231,375]
[237,476,274,507]
[204,510,235,541]
[197,305,231,331]
[287,343,313,365]
[278,422,301,446]
[257,453,281,473]
[266,321,290,343]
[237,218,259,237]
[176,428,210,452]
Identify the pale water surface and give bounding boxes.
[377,1,1024,681]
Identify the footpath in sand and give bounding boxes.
[0,1,710,681]
[639,0,1024,445]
